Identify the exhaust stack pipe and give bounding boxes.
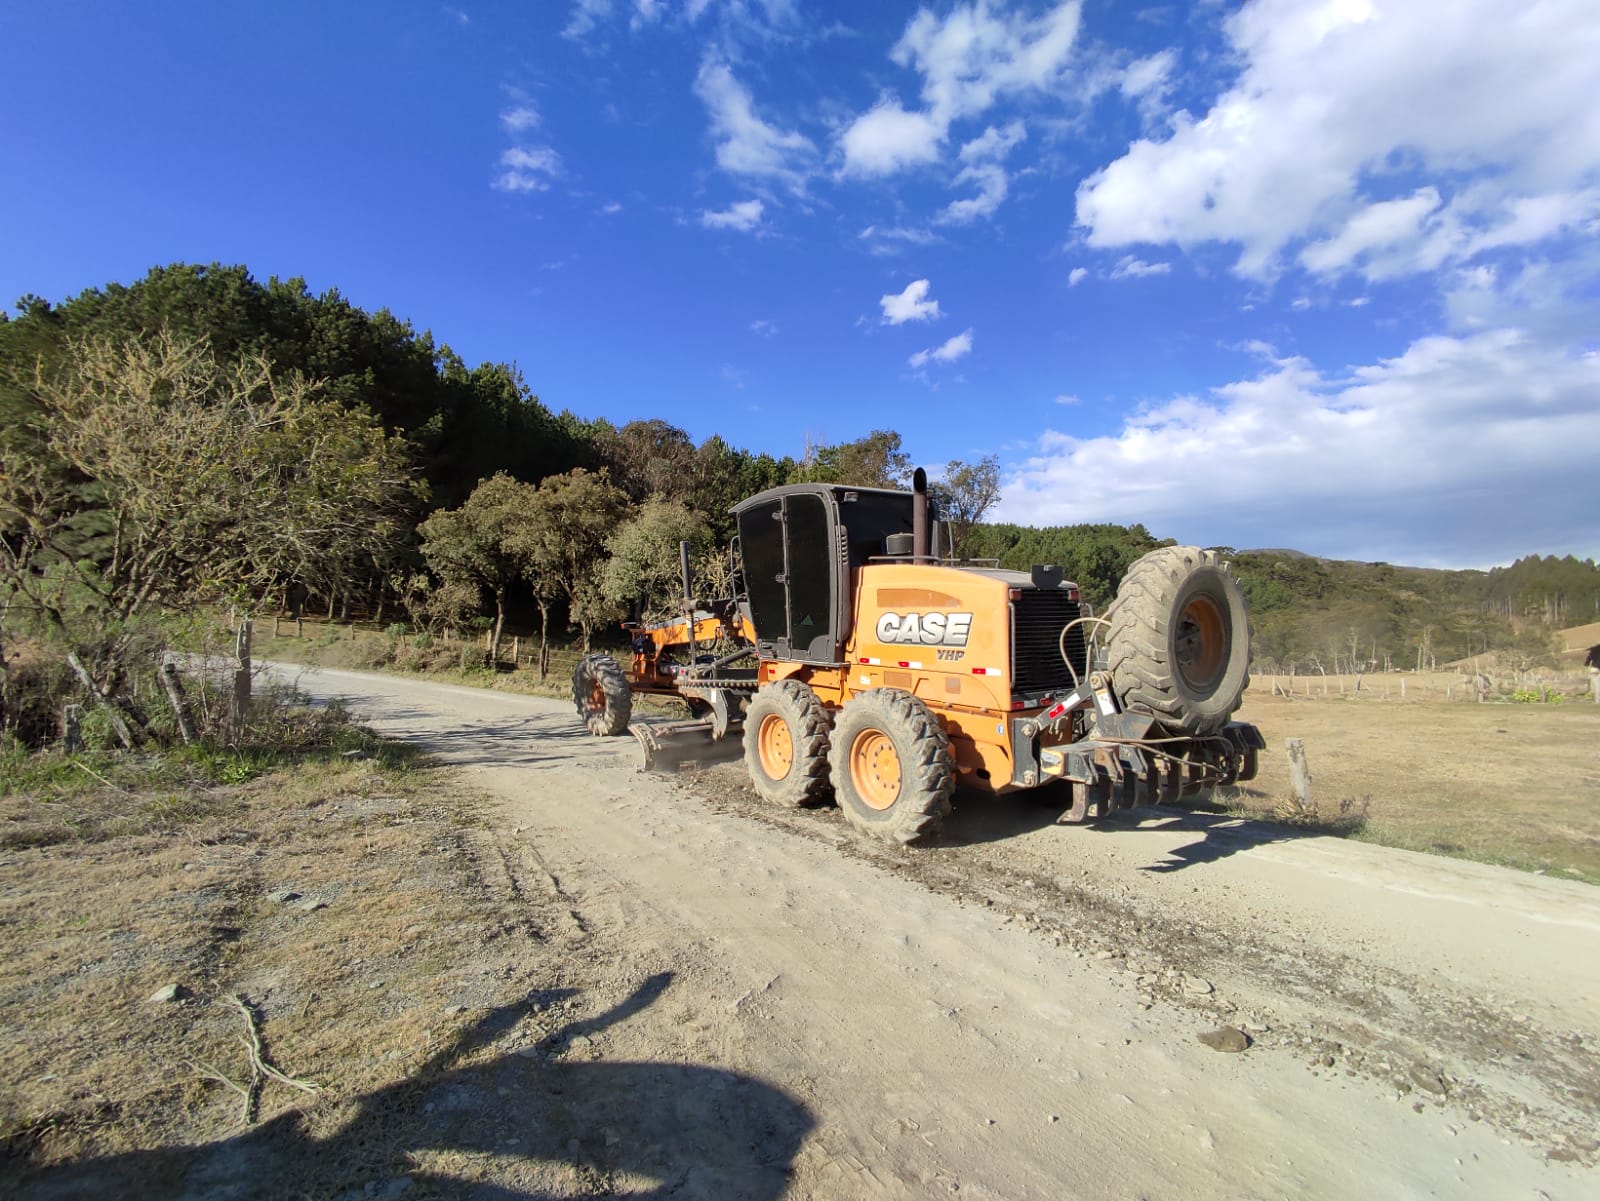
[912,467,930,563]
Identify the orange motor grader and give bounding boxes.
[572,469,1262,845]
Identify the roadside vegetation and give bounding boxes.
[0,685,601,1199]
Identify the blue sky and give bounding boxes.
[3,1,1597,568]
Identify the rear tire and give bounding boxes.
[743,680,832,807]
[828,689,954,845]
[1105,547,1251,736]
[572,654,632,736]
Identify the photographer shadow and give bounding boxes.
[18,972,813,1201]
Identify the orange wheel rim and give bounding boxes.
[758,714,793,779]
[1176,595,1227,692]
[850,730,901,811]
[587,680,606,712]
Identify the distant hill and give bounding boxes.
[1224,550,1600,672]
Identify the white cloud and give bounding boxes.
[500,105,540,133]
[1119,49,1175,100]
[937,119,1027,223]
[860,224,938,247]
[750,319,778,336]
[695,59,816,190]
[1299,188,1445,280]
[700,199,765,232]
[997,329,1600,565]
[600,201,623,215]
[1055,393,1081,405]
[1108,255,1170,279]
[958,120,1027,164]
[1067,266,1088,287]
[939,163,1009,224]
[909,328,974,368]
[893,1,1081,127]
[721,363,749,389]
[838,1,1082,176]
[563,0,611,40]
[1076,0,1600,280]
[493,146,562,192]
[839,101,944,176]
[880,278,942,324]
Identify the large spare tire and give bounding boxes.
[1104,547,1250,736]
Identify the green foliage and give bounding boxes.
[601,499,713,618]
[1511,688,1565,704]
[417,473,543,651]
[1,329,417,630]
[960,521,1168,608]
[929,455,1000,557]
[793,429,911,488]
[504,467,631,649]
[0,263,586,512]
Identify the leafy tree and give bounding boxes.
[594,419,700,503]
[601,499,713,620]
[0,263,587,516]
[794,429,911,488]
[416,474,539,658]
[0,328,417,700]
[930,455,1000,557]
[507,469,630,654]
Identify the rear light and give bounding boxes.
[1043,698,1069,721]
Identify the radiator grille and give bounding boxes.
[1011,589,1087,697]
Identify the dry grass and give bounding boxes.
[1216,690,1600,883]
[0,748,575,1199]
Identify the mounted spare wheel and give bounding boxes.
[572,653,632,736]
[1105,547,1251,737]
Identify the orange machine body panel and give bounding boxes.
[755,561,1081,792]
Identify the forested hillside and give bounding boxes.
[2,263,1594,746]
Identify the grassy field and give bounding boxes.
[1223,688,1600,884]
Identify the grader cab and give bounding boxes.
[573,470,1262,845]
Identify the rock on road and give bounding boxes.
[270,663,1599,1200]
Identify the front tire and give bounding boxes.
[572,654,632,736]
[742,680,832,807]
[828,689,954,845]
[1105,547,1251,736]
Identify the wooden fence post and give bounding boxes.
[159,662,197,746]
[233,619,253,738]
[62,704,82,753]
[1286,737,1313,808]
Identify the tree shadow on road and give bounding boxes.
[16,972,813,1201]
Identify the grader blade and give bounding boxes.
[630,718,745,773]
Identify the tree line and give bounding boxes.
[2,262,1592,745]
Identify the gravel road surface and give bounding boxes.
[269,664,1599,1200]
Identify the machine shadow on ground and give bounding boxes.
[16,974,814,1201]
[935,783,1343,871]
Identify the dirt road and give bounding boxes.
[271,664,1599,1200]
